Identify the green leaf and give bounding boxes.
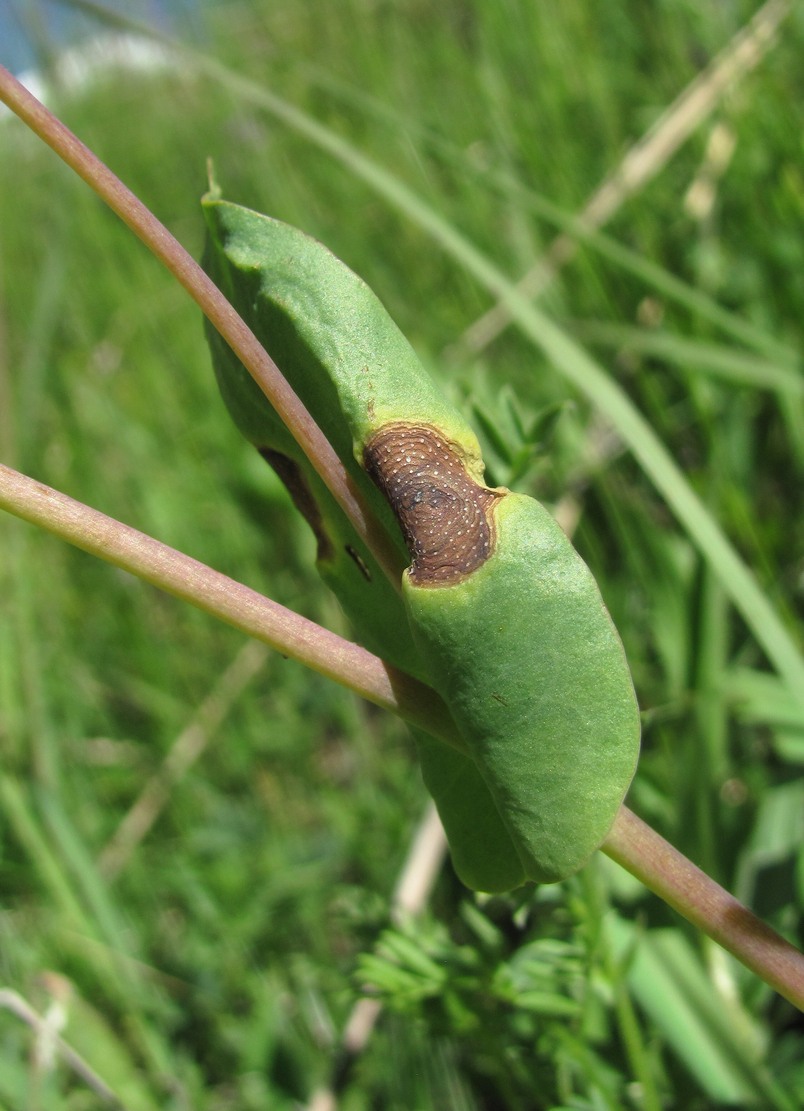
[404,493,639,882]
[202,195,526,893]
[202,198,640,887]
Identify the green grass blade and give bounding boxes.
[1,776,90,932]
[609,920,795,1109]
[567,321,804,395]
[266,60,800,368]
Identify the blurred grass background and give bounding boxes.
[1,0,803,1106]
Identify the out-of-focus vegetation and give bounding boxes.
[0,1,802,1106]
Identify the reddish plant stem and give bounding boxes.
[0,464,457,750]
[603,807,804,1011]
[0,63,403,587]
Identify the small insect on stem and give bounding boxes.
[345,544,372,581]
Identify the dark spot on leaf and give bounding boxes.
[364,423,501,585]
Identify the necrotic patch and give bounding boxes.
[364,423,501,585]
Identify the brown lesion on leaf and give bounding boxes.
[258,448,334,563]
[364,423,502,586]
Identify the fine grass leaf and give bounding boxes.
[63,991,168,1111]
[734,780,804,912]
[726,668,804,736]
[567,321,804,396]
[608,919,793,1109]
